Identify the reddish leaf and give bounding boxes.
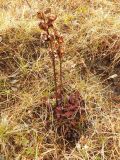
[56,113,61,118]
[64,111,74,118]
[71,120,77,126]
[68,105,78,111]
[55,107,62,113]
[69,96,75,104]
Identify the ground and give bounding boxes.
[0,0,120,160]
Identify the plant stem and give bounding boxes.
[48,29,58,105]
[51,54,58,105]
[59,57,62,98]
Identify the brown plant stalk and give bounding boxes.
[37,10,64,105]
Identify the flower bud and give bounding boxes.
[48,14,57,21]
[39,22,48,31]
[58,36,64,43]
[37,11,44,20]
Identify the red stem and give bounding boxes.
[59,56,62,98]
[48,33,58,105]
[51,54,58,105]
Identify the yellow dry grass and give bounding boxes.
[0,0,120,159]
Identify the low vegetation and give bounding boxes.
[0,0,120,159]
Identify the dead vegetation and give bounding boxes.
[0,0,120,160]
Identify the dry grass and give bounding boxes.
[0,0,120,159]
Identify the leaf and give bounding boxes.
[56,113,61,118]
[64,111,74,118]
[71,120,77,126]
[69,96,75,104]
[68,105,78,111]
[55,108,62,113]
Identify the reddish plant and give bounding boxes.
[37,9,64,105]
[37,9,87,145]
